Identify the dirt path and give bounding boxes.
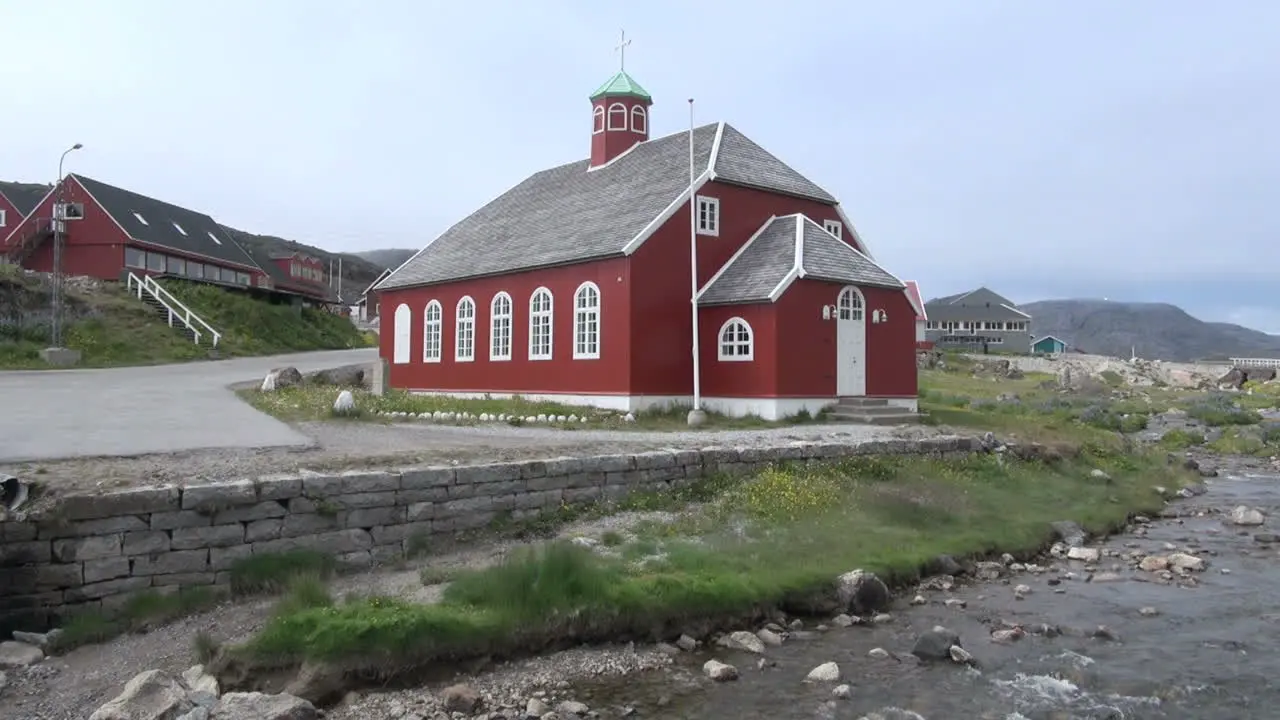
[0,511,682,720]
[5,421,937,497]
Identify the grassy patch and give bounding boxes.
[1158,428,1207,450]
[234,448,1189,670]
[1182,393,1262,427]
[241,384,816,430]
[52,587,223,652]
[0,269,372,369]
[228,550,338,595]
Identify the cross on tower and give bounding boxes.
[615,29,632,71]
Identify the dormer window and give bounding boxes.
[607,102,627,131]
[696,196,720,236]
[132,212,149,226]
[172,222,188,236]
[823,219,843,239]
[593,106,605,134]
[206,231,222,245]
[630,105,647,134]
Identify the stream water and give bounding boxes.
[571,473,1280,719]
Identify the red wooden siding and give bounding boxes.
[380,257,632,395]
[0,195,22,244]
[698,304,777,398]
[7,178,127,278]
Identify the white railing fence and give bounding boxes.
[125,272,222,347]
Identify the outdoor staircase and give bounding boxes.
[828,397,921,425]
[125,272,222,347]
[2,218,53,264]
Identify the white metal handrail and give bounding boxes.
[126,272,222,347]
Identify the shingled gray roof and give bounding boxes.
[378,122,840,291]
[697,214,902,306]
[75,174,260,270]
[0,181,52,216]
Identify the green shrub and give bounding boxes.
[1158,428,1206,449]
[1184,394,1261,427]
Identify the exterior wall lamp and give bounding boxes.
[871,309,888,323]
[821,304,837,320]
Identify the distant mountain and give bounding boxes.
[354,248,416,270]
[1021,299,1280,362]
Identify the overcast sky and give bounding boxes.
[3,1,1276,329]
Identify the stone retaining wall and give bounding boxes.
[0,436,978,632]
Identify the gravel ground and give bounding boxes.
[5,420,938,498]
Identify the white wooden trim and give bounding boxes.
[696,215,777,300]
[362,268,392,297]
[629,105,647,134]
[572,281,601,360]
[528,286,554,360]
[489,292,513,361]
[823,219,843,239]
[767,267,801,303]
[592,106,605,134]
[606,103,627,130]
[716,316,754,361]
[695,196,720,236]
[423,299,443,363]
[621,169,712,254]
[707,122,726,175]
[793,214,806,278]
[454,295,476,362]
[1000,303,1032,319]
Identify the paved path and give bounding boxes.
[0,349,377,463]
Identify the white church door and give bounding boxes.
[836,286,867,396]
[392,303,411,364]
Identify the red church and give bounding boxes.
[373,67,920,420]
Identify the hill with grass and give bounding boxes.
[0,266,370,369]
[1022,298,1280,361]
[353,248,416,271]
[219,227,394,303]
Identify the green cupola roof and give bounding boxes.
[589,71,652,102]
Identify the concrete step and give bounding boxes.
[831,404,910,416]
[827,410,921,425]
[836,396,889,407]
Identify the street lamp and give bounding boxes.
[48,142,83,351]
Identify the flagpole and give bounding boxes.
[687,98,706,426]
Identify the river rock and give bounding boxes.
[973,561,1004,580]
[210,692,317,719]
[703,660,738,682]
[1168,552,1206,571]
[0,641,42,668]
[911,626,961,661]
[949,645,975,665]
[1139,555,1170,572]
[832,684,852,699]
[182,665,220,697]
[283,661,343,705]
[805,662,840,683]
[89,669,194,720]
[718,631,766,654]
[526,697,551,717]
[675,634,699,651]
[1067,547,1101,562]
[440,684,481,713]
[1229,506,1266,526]
[867,648,890,659]
[1050,520,1088,547]
[835,569,890,614]
[0,670,6,695]
[756,628,784,647]
[556,700,589,716]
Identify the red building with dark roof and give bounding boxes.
[373,65,919,420]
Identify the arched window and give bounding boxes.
[607,103,627,131]
[423,300,442,362]
[717,317,753,361]
[455,296,475,362]
[592,106,605,134]
[838,287,864,321]
[490,292,513,361]
[630,105,647,134]
[572,282,601,359]
[392,303,411,364]
[529,287,553,360]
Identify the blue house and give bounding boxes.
[1031,335,1067,354]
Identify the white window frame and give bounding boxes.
[132,212,149,226]
[455,296,476,362]
[0,209,6,227]
[490,292,513,361]
[607,102,627,131]
[529,287,554,360]
[423,300,442,363]
[592,106,605,134]
[823,219,843,239]
[572,281,601,360]
[717,317,754,361]
[696,196,720,236]
[630,105,647,134]
[172,222,188,236]
[392,303,411,365]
